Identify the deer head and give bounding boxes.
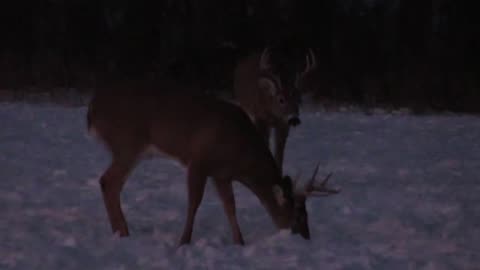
[255,47,318,127]
[256,47,302,126]
[272,164,340,239]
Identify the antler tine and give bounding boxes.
[309,172,340,196]
[303,52,311,74]
[304,163,320,193]
[308,48,317,69]
[319,172,333,187]
[303,48,317,74]
[259,47,271,71]
[306,54,311,72]
[303,163,340,197]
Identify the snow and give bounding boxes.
[1,100,479,269]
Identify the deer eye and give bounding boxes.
[278,96,285,105]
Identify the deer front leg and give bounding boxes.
[99,158,136,237]
[213,178,245,245]
[179,164,208,246]
[274,124,290,174]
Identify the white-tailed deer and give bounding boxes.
[233,47,317,173]
[87,84,338,245]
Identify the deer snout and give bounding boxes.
[291,217,310,239]
[288,116,301,127]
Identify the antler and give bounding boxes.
[303,163,340,197]
[302,48,317,75]
[259,47,271,71]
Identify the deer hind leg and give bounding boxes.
[274,124,290,174]
[99,154,138,237]
[179,163,208,246]
[213,178,245,245]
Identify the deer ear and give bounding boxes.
[273,185,286,206]
[258,78,276,96]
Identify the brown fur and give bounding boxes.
[88,82,312,245]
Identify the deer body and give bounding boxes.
[87,86,335,245]
[233,48,316,173]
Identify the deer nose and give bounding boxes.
[291,221,310,239]
[300,228,310,239]
[288,116,301,127]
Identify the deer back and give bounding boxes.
[88,83,277,176]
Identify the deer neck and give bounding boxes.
[241,165,293,230]
[262,192,293,230]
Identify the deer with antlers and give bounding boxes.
[233,47,317,173]
[87,82,338,245]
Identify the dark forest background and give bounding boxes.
[0,0,479,113]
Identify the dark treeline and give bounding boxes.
[0,0,479,112]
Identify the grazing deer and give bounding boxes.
[87,84,338,245]
[233,47,317,173]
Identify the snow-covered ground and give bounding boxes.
[1,100,479,269]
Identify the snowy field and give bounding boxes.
[1,99,479,269]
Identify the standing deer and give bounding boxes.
[233,47,317,173]
[87,84,338,245]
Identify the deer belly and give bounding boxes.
[141,145,186,166]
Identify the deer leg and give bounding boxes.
[274,125,290,173]
[179,164,208,246]
[99,157,137,237]
[213,178,245,245]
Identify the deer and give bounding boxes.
[233,47,317,174]
[87,83,339,246]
